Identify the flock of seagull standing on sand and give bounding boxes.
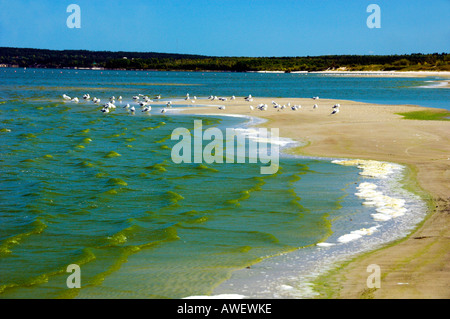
[62,93,341,115]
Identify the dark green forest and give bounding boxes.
[1,47,449,72]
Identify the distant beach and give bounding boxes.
[307,70,450,78]
[244,70,450,78]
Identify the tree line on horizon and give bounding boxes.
[1,47,449,72]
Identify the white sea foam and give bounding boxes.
[356,182,408,221]
[233,127,293,146]
[331,159,400,178]
[316,242,336,247]
[337,226,380,243]
[332,160,409,222]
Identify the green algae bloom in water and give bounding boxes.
[105,151,121,158]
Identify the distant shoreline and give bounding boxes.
[308,70,450,78]
[2,65,450,78]
[1,47,449,74]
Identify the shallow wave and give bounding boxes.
[0,218,47,256]
[416,80,449,89]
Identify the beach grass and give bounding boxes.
[397,110,450,121]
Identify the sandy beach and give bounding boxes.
[175,97,450,299]
[307,71,450,78]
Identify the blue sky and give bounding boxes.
[0,0,448,56]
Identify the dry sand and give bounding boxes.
[308,71,450,78]
[173,96,450,299]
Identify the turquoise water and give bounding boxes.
[0,68,441,298]
[2,68,449,109]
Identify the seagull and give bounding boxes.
[231,96,235,100]
[161,108,167,113]
[249,105,254,110]
[331,108,339,115]
[123,103,130,109]
[218,105,226,110]
[71,97,79,103]
[83,94,90,100]
[166,101,172,108]
[101,103,112,113]
[313,104,318,109]
[62,94,71,100]
[102,102,111,109]
[185,93,190,100]
[130,106,135,114]
[142,106,151,112]
[257,104,267,111]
